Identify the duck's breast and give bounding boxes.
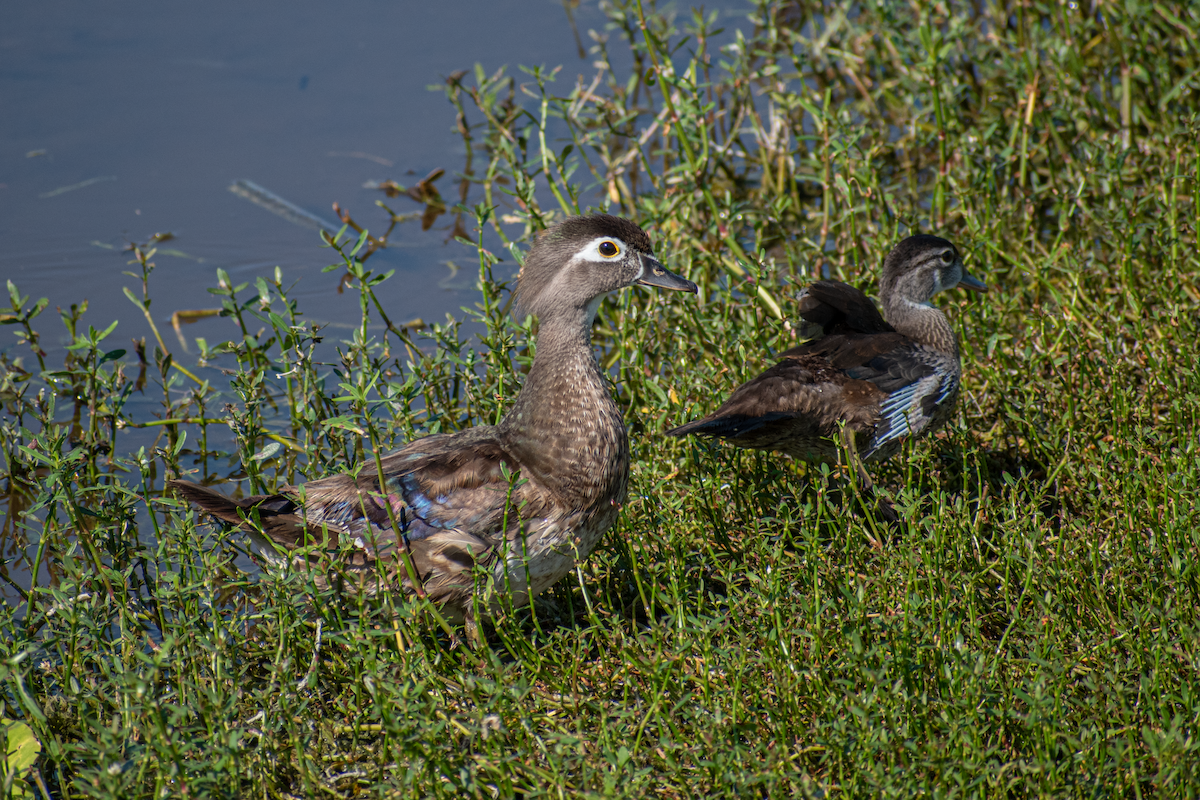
[486,500,621,611]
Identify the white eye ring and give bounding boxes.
[578,235,629,263]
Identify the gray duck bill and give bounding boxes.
[958,271,988,293]
[636,256,698,294]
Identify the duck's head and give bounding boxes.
[879,234,988,310]
[514,214,697,323]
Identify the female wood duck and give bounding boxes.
[667,234,986,508]
[170,214,696,642]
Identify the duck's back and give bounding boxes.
[668,280,962,461]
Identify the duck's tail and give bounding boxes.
[665,413,785,440]
[167,480,296,528]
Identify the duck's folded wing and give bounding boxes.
[783,331,957,455]
[667,354,884,441]
[183,429,522,557]
[837,344,957,456]
[316,428,525,548]
[170,428,535,606]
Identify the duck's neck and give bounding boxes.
[883,296,959,354]
[500,303,629,508]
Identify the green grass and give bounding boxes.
[3,0,1200,796]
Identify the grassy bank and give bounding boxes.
[3,0,1200,796]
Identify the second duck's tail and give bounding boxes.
[665,413,787,441]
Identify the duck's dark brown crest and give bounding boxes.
[882,234,956,273]
[879,234,961,302]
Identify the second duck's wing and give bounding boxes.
[667,280,955,459]
[665,351,886,458]
[790,331,959,457]
[839,344,960,458]
[669,328,954,460]
[667,284,899,447]
[796,280,894,338]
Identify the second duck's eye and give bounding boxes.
[598,240,619,257]
[940,250,955,264]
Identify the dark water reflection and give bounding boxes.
[2,0,625,358]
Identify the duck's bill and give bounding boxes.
[957,271,988,293]
[637,257,698,293]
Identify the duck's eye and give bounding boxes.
[598,240,619,258]
[940,250,955,264]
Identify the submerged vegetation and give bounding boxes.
[3,0,1200,795]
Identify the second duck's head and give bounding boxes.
[879,234,988,311]
[514,214,697,324]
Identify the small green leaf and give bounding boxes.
[834,174,852,199]
[4,719,40,769]
[350,229,370,257]
[321,416,366,435]
[3,718,40,798]
[756,285,783,319]
[122,286,146,311]
[250,441,283,462]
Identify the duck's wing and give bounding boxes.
[847,346,959,457]
[669,280,953,459]
[791,332,957,457]
[796,280,894,338]
[665,352,886,450]
[669,326,955,458]
[667,291,899,446]
[669,279,893,441]
[169,426,535,604]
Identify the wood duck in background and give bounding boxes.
[171,214,697,643]
[667,234,987,517]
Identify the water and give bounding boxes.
[1,0,621,358]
